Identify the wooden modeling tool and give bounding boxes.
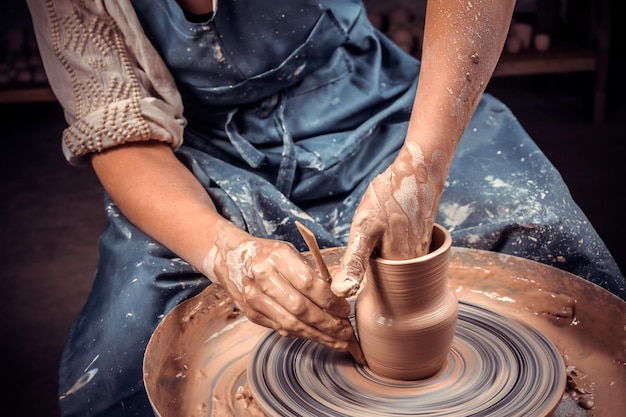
[294,221,366,365]
[295,221,331,282]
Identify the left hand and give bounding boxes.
[331,143,447,297]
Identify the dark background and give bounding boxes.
[1,1,624,416]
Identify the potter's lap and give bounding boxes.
[440,94,624,299]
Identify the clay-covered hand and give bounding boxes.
[204,224,364,362]
[331,143,448,297]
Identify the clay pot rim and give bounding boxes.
[371,223,451,265]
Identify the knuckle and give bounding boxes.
[279,315,299,332]
[284,297,307,316]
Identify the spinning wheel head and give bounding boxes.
[248,301,566,417]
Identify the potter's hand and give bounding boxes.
[331,144,446,297]
[205,225,364,362]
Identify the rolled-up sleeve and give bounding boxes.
[27,0,186,165]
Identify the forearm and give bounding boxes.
[334,0,516,268]
[407,0,516,161]
[91,141,240,277]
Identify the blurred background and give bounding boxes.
[1,1,624,416]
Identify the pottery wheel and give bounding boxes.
[144,248,626,417]
[248,300,565,417]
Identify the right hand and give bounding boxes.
[204,222,365,363]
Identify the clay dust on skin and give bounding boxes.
[202,229,253,311]
[225,241,257,293]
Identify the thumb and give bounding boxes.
[331,227,379,297]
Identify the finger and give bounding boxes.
[263,277,353,339]
[282,290,364,364]
[295,261,352,318]
[243,271,366,364]
[245,290,357,352]
[242,262,350,335]
[380,211,412,259]
[274,248,352,318]
[331,180,390,297]
[331,217,382,297]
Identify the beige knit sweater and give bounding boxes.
[27,0,186,165]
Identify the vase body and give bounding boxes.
[355,223,458,380]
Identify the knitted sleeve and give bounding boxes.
[26,0,186,165]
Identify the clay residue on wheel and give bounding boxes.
[143,285,268,417]
[449,249,625,417]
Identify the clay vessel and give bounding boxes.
[355,223,457,380]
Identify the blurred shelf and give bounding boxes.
[365,0,611,122]
[0,85,56,103]
[494,49,597,77]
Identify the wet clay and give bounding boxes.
[144,247,626,417]
[356,223,458,380]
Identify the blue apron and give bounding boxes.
[58,0,625,415]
